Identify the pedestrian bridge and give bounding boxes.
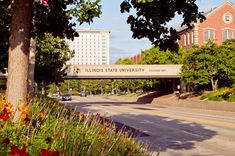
[0,64,182,79]
[65,64,182,79]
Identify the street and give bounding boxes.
[62,96,235,156]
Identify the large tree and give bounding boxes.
[3,0,101,115]
[180,41,235,91]
[2,0,101,121]
[219,39,235,87]
[35,33,74,94]
[6,0,33,116]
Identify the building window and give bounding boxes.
[183,34,186,46]
[187,32,190,45]
[223,29,233,41]
[191,32,194,44]
[223,12,233,24]
[204,29,215,42]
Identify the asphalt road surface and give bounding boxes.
[61,96,235,156]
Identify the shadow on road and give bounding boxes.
[62,98,218,153]
[137,91,172,104]
[108,113,217,152]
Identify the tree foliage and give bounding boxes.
[139,47,182,92]
[120,0,205,51]
[0,0,102,72]
[0,0,102,106]
[34,0,101,39]
[220,40,235,87]
[35,33,74,89]
[180,41,235,91]
[113,58,144,94]
[0,0,11,72]
[56,80,81,94]
[140,47,182,64]
[115,58,135,65]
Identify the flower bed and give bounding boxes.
[0,96,153,156]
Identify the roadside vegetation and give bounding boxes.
[46,40,234,102]
[181,40,235,91]
[180,40,235,102]
[200,87,235,102]
[0,94,153,156]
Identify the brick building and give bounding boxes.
[130,53,144,64]
[178,1,235,49]
[130,1,235,62]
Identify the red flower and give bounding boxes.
[0,108,12,121]
[7,145,28,156]
[23,116,31,126]
[41,149,59,156]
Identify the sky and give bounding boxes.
[78,0,235,64]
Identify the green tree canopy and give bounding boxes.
[115,58,135,65]
[220,40,235,86]
[140,47,182,64]
[222,39,235,46]
[1,0,102,108]
[34,0,101,39]
[180,41,235,91]
[0,0,102,72]
[113,57,143,93]
[139,47,183,92]
[35,33,74,90]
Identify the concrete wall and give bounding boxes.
[152,97,235,112]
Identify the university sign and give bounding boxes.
[66,64,182,79]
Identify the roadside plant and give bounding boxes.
[0,96,153,155]
[201,87,235,102]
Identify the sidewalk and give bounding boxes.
[104,93,235,113]
[151,94,235,112]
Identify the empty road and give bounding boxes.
[62,96,235,156]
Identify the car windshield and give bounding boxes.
[64,94,71,96]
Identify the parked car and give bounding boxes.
[52,92,59,98]
[62,94,72,101]
[78,91,87,97]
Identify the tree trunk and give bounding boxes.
[6,0,33,119]
[127,87,131,94]
[28,38,36,94]
[111,83,114,94]
[41,82,47,96]
[211,78,218,91]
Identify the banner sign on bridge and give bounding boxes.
[66,64,182,79]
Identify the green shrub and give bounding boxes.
[0,97,153,155]
[201,87,235,102]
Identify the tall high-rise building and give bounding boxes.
[66,28,110,65]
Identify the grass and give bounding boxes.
[200,87,235,102]
[0,95,154,155]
